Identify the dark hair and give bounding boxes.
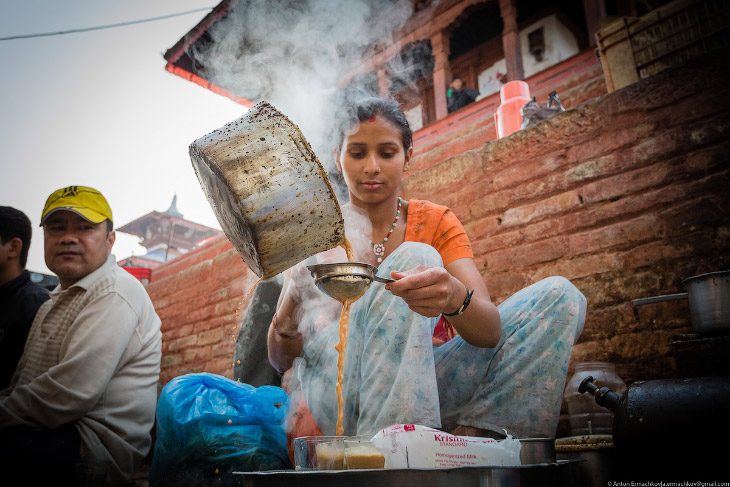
[0,206,32,268]
[340,96,413,152]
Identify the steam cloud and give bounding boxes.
[191,0,420,187]
[192,0,438,437]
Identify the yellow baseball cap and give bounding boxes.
[40,185,113,225]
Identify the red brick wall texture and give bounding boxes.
[148,50,729,388]
[405,50,730,382]
[147,235,256,385]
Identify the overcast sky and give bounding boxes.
[1,1,244,274]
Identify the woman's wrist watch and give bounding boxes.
[442,287,474,317]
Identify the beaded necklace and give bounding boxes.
[371,196,402,264]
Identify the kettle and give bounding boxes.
[579,375,730,478]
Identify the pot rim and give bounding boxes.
[682,270,730,285]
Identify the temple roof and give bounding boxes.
[165,194,184,218]
[118,211,219,236]
[117,196,221,248]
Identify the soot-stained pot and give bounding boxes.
[190,101,344,279]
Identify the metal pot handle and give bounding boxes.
[631,293,688,321]
[630,293,688,307]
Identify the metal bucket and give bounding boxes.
[519,438,556,465]
[190,101,344,279]
[683,270,730,333]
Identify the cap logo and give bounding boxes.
[62,186,79,197]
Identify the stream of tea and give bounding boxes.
[334,237,358,436]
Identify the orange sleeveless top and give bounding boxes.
[404,199,474,345]
[404,199,473,265]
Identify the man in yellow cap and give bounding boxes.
[0,185,161,486]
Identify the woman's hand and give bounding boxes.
[386,265,466,317]
[387,259,501,348]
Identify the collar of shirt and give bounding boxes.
[49,254,117,298]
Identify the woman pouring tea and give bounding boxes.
[267,97,586,440]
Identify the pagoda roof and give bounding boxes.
[117,210,220,239]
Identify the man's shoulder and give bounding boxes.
[19,277,50,297]
[17,279,50,310]
[80,265,160,334]
[109,264,153,302]
[0,278,50,326]
[84,262,154,311]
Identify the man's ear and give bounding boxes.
[107,230,116,250]
[7,237,23,260]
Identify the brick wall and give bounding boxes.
[404,50,730,383]
[146,235,257,384]
[149,50,728,388]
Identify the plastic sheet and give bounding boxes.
[150,373,290,486]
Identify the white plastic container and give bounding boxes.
[564,362,626,436]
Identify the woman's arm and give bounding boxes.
[387,258,501,348]
[268,245,350,373]
[267,280,303,374]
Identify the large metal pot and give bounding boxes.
[631,270,730,334]
[190,101,344,279]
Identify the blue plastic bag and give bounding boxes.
[150,373,290,486]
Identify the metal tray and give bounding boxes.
[234,460,581,486]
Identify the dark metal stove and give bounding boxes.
[671,330,730,377]
[578,373,730,481]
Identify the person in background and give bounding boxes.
[447,77,480,113]
[0,206,50,390]
[0,186,162,486]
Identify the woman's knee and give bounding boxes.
[538,276,585,301]
[537,276,587,339]
[533,276,587,340]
